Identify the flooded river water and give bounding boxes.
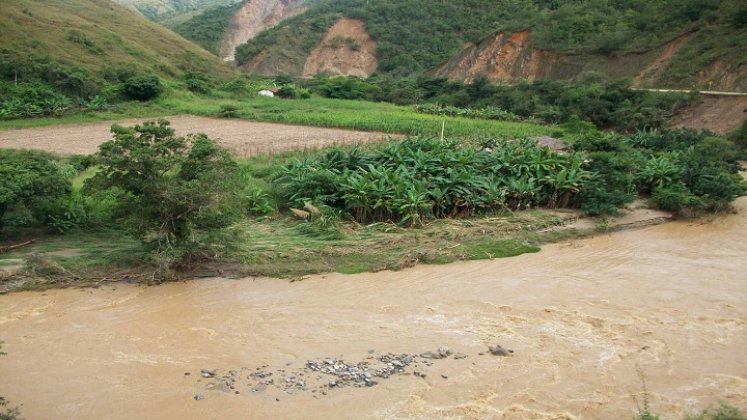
[1,196,746,419]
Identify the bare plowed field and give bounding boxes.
[0,116,393,157]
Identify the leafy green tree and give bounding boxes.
[0,150,71,229]
[87,120,242,250]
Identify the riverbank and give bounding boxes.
[0,203,672,293]
[0,195,744,419]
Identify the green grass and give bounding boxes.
[0,208,583,288]
[0,91,559,139]
[158,91,558,137]
[210,208,577,278]
[0,0,234,82]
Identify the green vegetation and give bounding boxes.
[302,75,692,132]
[415,104,522,122]
[122,75,164,101]
[575,129,745,216]
[686,403,747,420]
[118,0,243,23]
[0,0,234,119]
[1,114,743,289]
[276,138,592,226]
[235,0,746,87]
[173,1,247,53]
[0,150,72,230]
[157,91,556,138]
[85,120,243,268]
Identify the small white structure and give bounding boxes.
[258,90,275,98]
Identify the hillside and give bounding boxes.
[111,0,241,22]
[0,0,235,81]
[174,0,309,60]
[233,0,747,90]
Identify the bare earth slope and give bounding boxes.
[670,95,747,134]
[302,18,378,78]
[436,30,746,92]
[0,192,745,419]
[0,116,391,157]
[219,0,307,62]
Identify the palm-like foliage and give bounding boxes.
[276,137,595,226]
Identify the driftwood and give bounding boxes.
[0,238,37,254]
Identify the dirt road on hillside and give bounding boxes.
[0,116,393,157]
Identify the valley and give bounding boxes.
[1,1,746,419]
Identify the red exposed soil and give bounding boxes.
[634,32,696,86]
[302,18,377,78]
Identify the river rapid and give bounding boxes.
[1,196,746,419]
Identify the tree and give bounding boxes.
[87,120,241,250]
[0,150,71,229]
[122,75,163,101]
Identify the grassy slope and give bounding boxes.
[0,0,235,81]
[173,1,247,53]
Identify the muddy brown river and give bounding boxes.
[1,198,746,419]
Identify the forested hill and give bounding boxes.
[232,0,747,90]
[112,0,242,24]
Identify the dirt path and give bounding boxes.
[0,116,392,157]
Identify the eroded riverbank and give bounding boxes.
[0,196,745,419]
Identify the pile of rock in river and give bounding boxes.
[190,344,513,401]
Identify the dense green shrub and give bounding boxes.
[86,120,242,249]
[651,184,703,215]
[576,129,746,215]
[0,150,72,229]
[276,138,594,226]
[122,75,163,101]
[580,183,635,216]
[316,77,380,100]
[277,84,311,99]
[183,71,212,94]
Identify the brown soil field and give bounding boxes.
[0,116,392,157]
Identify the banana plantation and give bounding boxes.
[276,137,593,226]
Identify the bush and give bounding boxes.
[87,120,242,250]
[183,71,211,94]
[316,77,380,100]
[276,84,311,99]
[0,150,72,229]
[122,75,163,101]
[651,183,703,215]
[218,104,239,118]
[581,183,635,216]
